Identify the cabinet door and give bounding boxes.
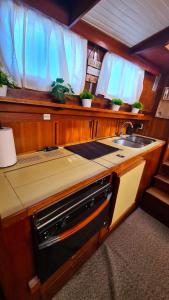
[58,118,94,145]
[110,161,145,228]
[95,119,118,138]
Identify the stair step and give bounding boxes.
[146,187,169,204]
[140,187,169,226]
[154,174,169,194]
[159,161,169,176]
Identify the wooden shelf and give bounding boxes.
[0,97,151,120]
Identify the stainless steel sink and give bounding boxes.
[125,135,155,145]
[114,135,156,148]
[114,138,144,148]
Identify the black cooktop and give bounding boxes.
[65,141,119,160]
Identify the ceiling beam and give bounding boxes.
[130,26,169,54]
[21,0,69,25]
[68,0,101,27]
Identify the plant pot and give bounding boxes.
[132,108,139,113]
[112,104,120,111]
[82,98,92,108]
[0,85,7,97]
[51,95,65,104]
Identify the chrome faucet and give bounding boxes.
[119,121,133,136]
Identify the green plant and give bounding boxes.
[132,101,144,109]
[80,90,93,100]
[51,78,74,102]
[0,70,16,88]
[112,98,123,106]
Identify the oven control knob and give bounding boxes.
[89,199,95,208]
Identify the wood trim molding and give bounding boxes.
[130,26,169,54]
[59,199,109,241]
[68,0,101,27]
[0,97,151,120]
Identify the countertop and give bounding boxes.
[0,136,165,220]
[94,135,165,168]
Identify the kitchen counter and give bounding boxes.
[0,136,165,220]
[0,148,107,219]
[94,135,165,168]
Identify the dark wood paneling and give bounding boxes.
[140,48,169,73]
[1,217,36,300]
[140,72,156,113]
[141,118,169,140]
[130,26,169,54]
[162,139,169,162]
[139,73,169,140]
[129,26,169,72]
[68,0,101,27]
[21,0,69,25]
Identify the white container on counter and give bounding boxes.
[0,85,7,97]
[0,127,17,167]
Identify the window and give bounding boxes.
[96,52,145,104]
[0,0,87,94]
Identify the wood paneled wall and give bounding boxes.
[140,72,156,113]
[140,118,169,140]
[0,99,139,154]
[139,73,169,140]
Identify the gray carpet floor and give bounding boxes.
[52,208,169,300]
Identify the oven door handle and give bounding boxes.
[38,198,110,250]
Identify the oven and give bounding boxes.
[32,175,112,283]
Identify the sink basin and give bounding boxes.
[126,135,155,145]
[114,138,144,148]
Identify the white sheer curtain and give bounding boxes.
[0,0,87,94]
[96,52,145,104]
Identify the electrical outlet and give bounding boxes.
[43,114,51,120]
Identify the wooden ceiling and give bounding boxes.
[83,0,169,47]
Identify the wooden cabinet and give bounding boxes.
[58,118,94,145]
[110,160,145,228]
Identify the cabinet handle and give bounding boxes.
[38,198,109,249]
[89,120,94,138]
[95,120,98,138]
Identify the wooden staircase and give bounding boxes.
[141,161,169,226]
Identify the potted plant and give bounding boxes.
[80,90,94,108]
[0,70,16,96]
[132,101,144,113]
[112,98,123,111]
[51,78,74,104]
